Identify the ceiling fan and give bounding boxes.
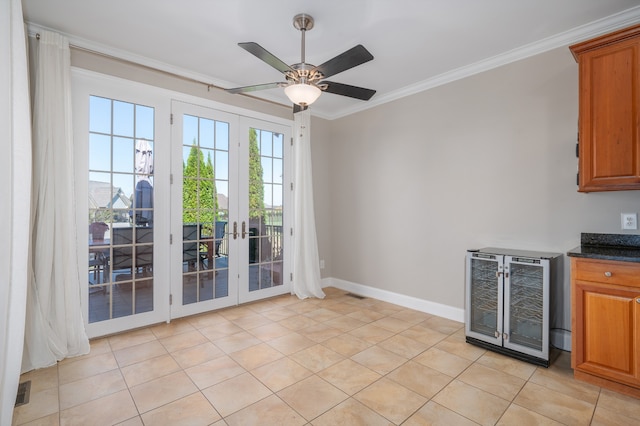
[225,13,376,112]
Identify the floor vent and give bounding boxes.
[15,381,31,407]
[346,292,365,300]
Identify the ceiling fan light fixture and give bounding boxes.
[284,83,321,106]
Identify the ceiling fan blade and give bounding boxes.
[312,45,373,79]
[322,81,376,101]
[293,104,308,114]
[225,82,286,94]
[238,42,293,74]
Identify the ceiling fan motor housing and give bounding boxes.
[286,63,326,89]
[293,14,314,31]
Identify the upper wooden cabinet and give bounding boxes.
[570,24,640,192]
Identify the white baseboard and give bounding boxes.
[322,277,465,323]
[322,277,572,352]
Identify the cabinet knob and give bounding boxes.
[636,298,640,304]
[604,271,612,277]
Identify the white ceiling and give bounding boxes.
[22,0,640,119]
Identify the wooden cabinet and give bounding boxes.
[571,257,640,397]
[570,24,640,192]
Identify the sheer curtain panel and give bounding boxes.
[22,30,90,372]
[292,110,325,299]
[0,0,32,423]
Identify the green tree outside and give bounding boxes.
[183,142,218,236]
[182,129,265,232]
[249,128,265,220]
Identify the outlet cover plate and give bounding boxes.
[621,213,638,230]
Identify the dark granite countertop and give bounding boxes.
[566,233,640,263]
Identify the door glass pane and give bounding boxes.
[181,115,230,304]
[88,95,155,323]
[508,263,543,350]
[248,128,284,291]
[469,258,498,336]
[113,101,134,137]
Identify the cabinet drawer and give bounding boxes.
[573,258,640,287]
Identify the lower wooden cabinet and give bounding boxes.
[571,257,640,397]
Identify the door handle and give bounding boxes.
[224,222,243,239]
[242,221,250,239]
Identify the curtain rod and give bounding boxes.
[32,32,288,109]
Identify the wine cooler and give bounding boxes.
[465,248,561,367]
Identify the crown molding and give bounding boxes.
[326,6,640,120]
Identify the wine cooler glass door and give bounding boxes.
[503,256,549,359]
[466,253,503,345]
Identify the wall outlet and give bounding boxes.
[621,213,638,230]
[319,259,325,269]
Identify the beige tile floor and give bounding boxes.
[12,287,640,425]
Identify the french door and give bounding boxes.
[237,117,292,304]
[169,101,292,318]
[74,71,292,337]
[74,71,171,338]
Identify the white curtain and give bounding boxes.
[0,0,32,423]
[22,30,90,372]
[292,110,325,299]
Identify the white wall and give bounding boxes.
[311,46,640,337]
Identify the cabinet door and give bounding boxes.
[575,34,640,191]
[573,280,640,387]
